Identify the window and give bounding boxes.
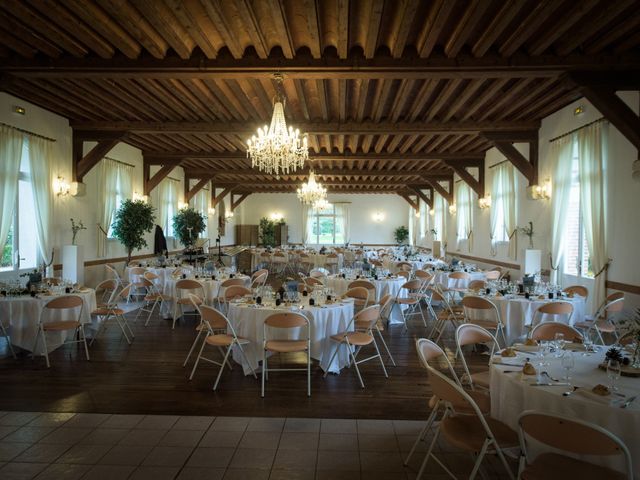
[1,138,39,272]
[564,139,592,278]
[433,194,446,241]
[164,180,178,238]
[456,182,473,246]
[306,204,344,245]
[107,167,130,238]
[490,162,516,244]
[190,188,209,238]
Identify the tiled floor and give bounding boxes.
[0,411,517,479]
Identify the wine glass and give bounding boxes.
[554,333,565,357]
[561,352,575,384]
[607,359,621,392]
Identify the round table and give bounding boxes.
[227,298,354,375]
[465,293,586,345]
[1,289,97,354]
[433,270,487,289]
[490,348,640,477]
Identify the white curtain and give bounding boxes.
[456,182,474,252]
[301,205,311,245]
[98,159,132,257]
[158,178,178,238]
[0,126,23,255]
[419,200,427,243]
[189,187,209,238]
[407,206,415,246]
[28,136,54,264]
[434,193,447,247]
[549,135,574,284]
[577,122,608,308]
[490,162,517,258]
[335,203,350,244]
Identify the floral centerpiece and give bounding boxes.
[619,308,640,368]
[70,218,87,245]
[518,221,535,248]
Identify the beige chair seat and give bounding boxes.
[206,334,250,347]
[441,415,518,452]
[43,320,81,331]
[144,293,170,301]
[265,339,309,353]
[469,319,499,330]
[521,452,626,480]
[178,297,202,305]
[437,311,458,320]
[396,297,419,305]
[92,307,125,316]
[470,370,490,388]
[330,331,373,346]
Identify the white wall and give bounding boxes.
[235,193,410,245]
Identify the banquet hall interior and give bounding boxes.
[0,1,639,479]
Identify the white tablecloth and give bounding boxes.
[227,299,354,375]
[468,294,586,345]
[1,290,97,354]
[434,270,486,289]
[491,349,640,477]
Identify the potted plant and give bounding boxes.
[173,207,206,248]
[394,225,409,245]
[259,217,276,247]
[111,199,156,264]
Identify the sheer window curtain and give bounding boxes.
[408,206,415,246]
[577,122,608,308]
[189,187,209,238]
[301,206,311,246]
[28,136,54,265]
[157,178,178,238]
[456,182,474,252]
[98,159,132,257]
[549,135,574,285]
[0,126,23,255]
[490,162,517,258]
[434,193,447,247]
[335,203,350,245]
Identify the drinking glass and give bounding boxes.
[561,352,574,384]
[582,335,594,355]
[554,333,565,357]
[607,359,621,391]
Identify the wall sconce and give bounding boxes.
[478,194,491,209]
[574,105,584,116]
[414,210,420,218]
[132,192,148,203]
[208,207,216,216]
[178,201,188,210]
[372,211,385,222]
[225,211,234,219]
[429,208,435,216]
[448,203,457,215]
[270,212,283,221]
[54,176,70,197]
[529,178,552,200]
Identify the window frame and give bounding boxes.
[307,204,344,245]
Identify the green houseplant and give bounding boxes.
[394,225,409,245]
[173,207,206,248]
[259,217,276,247]
[111,199,156,264]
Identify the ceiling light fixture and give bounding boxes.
[297,170,327,205]
[247,73,308,175]
[313,198,331,212]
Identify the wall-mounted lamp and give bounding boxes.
[208,207,216,216]
[54,176,70,197]
[372,211,385,222]
[574,105,584,116]
[478,194,491,209]
[528,178,552,200]
[448,203,457,215]
[414,210,420,218]
[270,212,284,222]
[132,192,148,203]
[225,211,234,220]
[13,105,25,115]
[178,201,188,210]
[429,208,435,216]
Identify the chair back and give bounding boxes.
[304,277,324,286]
[353,304,381,330]
[414,270,432,281]
[251,272,268,289]
[604,297,625,314]
[344,287,370,307]
[456,323,498,349]
[347,280,375,300]
[563,285,589,298]
[449,271,470,280]
[221,278,245,288]
[310,268,328,278]
[397,261,412,272]
[531,322,583,342]
[484,270,501,280]
[401,279,422,291]
[370,259,383,267]
[461,295,494,310]
[118,284,134,301]
[105,264,121,283]
[44,295,84,310]
[143,271,159,281]
[264,312,309,329]
[397,270,410,280]
[129,267,146,275]
[416,338,461,383]
[426,364,483,416]
[95,279,118,295]
[468,280,487,290]
[379,294,393,320]
[176,279,203,291]
[189,296,227,330]
[224,286,251,301]
[518,411,633,477]
[536,301,574,316]
[252,269,268,281]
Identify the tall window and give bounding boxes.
[433,193,446,242]
[564,139,592,277]
[163,180,178,238]
[456,182,473,247]
[190,187,209,238]
[1,138,39,272]
[107,165,132,238]
[490,162,516,244]
[306,204,344,245]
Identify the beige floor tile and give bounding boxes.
[82,428,130,445]
[223,468,270,480]
[172,416,215,431]
[316,450,360,471]
[63,414,111,429]
[129,465,181,480]
[210,417,251,432]
[0,461,47,479]
[118,429,168,447]
[28,413,75,428]
[55,444,111,464]
[320,419,357,435]
[100,414,144,429]
[0,442,31,462]
[283,418,321,433]
[0,413,42,427]
[357,434,399,452]
[34,463,91,480]
[14,442,70,463]
[356,419,394,435]
[3,427,55,444]
[39,427,92,445]
[269,469,315,480]
[81,464,135,480]
[136,415,179,430]
[246,418,285,432]
[359,451,405,472]
[158,429,204,447]
[176,467,225,480]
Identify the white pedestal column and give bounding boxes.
[62,245,84,285]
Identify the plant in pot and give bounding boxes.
[394,225,409,245]
[259,217,276,248]
[173,207,206,248]
[111,199,156,264]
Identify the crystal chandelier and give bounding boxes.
[313,198,331,211]
[297,171,327,205]
[246,74,308,175]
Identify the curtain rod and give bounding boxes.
[488,159,511,170]
[104,156,135,169]
[548,117,606,143]
[0,122,56,142]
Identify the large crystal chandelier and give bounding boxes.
[297,171,327,205]
[246,74,308,175]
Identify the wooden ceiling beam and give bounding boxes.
[416,0,456,58]
[183,168,452,178]
[7,53,639,79]
[234,0,268,59]
[400,193,419,211]
[145,151,483,162]
[267,0,294,58]
[444,159,485,198]
[444,0,491,58]
[499,0,558,57]
[471,0,524,58]
[165,0,218,58]
[143,160,181,196]
[72,129,128,182]
[211,185,237,209]
[482,130,538,185]
[425,177,453,204]
[231,192,250,210]
[390,0,419,58]
[185,176,212,203]
[410,187,433,208]
[0,9,61,58]
[69,120,540,134]
[364,0,384,59]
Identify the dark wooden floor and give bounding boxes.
[0,302,486,420]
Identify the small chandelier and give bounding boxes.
[247,73,308,175]
[297,171,327,205]
[313,198,331,211]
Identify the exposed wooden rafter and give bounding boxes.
[410,187,433,208]
[72,129,128,182]
[143,157,182,196]
[399,193,419,211]
[231,192,250,210]
[184,176,212,203]
[211,185,236,209]
[481,130,539,185]
[425,177,454,204]
[444,158,485,198]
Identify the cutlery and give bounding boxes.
[563,386,579,396]
[620,395,638,409]
[542,371,560,382]
[530,382,571,386]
